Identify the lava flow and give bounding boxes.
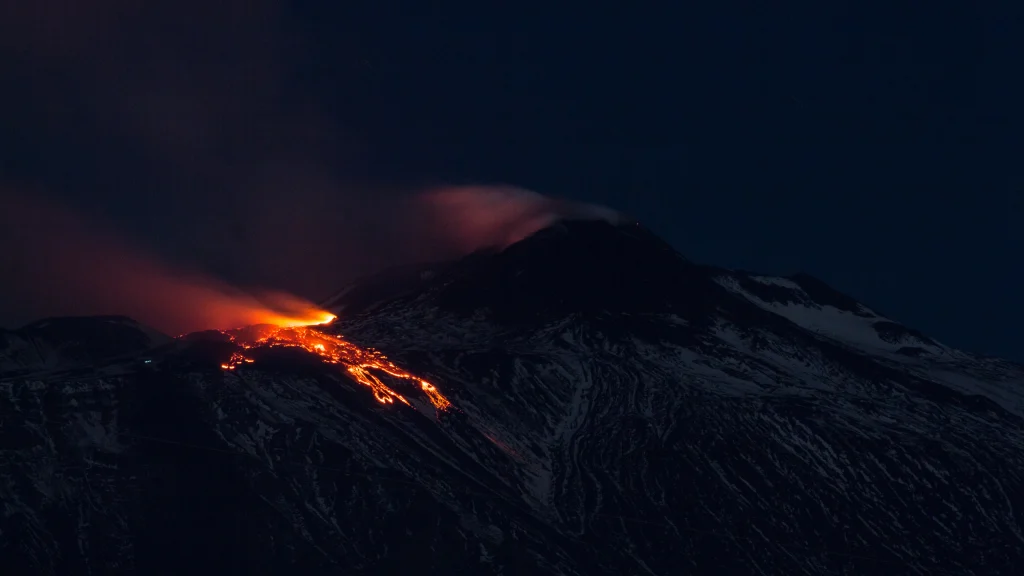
[218,316,451,412]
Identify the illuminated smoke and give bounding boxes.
[0,185,624,332]
[0,3,629,316]
[0,4,630,326]
[0,189,333,334]
[0,0,375,302]
[415,185,626,254]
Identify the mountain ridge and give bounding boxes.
[1,221,1022,575]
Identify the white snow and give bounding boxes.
[712,274,1024,419]
[920,366,1024,419]
[751,275,802,290]
[715,274,942,355]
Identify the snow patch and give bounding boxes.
[751,275,802,290]
[716,275,940,355]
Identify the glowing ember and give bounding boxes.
[217,316,452,411]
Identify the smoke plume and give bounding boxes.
[0,2,624,332]
[416,186,626,254]
[0,185,621,333]
[0,189,333,335]
[0,0,380,301]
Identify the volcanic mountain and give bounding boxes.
[1,220,1022,575]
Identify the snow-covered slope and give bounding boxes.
[2,220,1022,575]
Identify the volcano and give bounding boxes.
[1,220,1022,575]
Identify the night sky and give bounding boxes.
[1,2,1021,359]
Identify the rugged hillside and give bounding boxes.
[2,220,1022,575]
[0,315,170,374]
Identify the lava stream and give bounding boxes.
[218,320,451,411]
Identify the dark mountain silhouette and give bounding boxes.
[2,221,1022,574]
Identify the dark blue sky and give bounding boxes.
[1,1,1021,359]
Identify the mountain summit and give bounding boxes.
[2,223,1022,575]
[421,219,705,319]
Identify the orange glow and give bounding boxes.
[253,309,338,329]
[218,318,452,412]
[0,188,350,336]
[0,188,452,412]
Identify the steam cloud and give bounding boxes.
[417,186,626,253]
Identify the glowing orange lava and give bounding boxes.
[217,315,452,412]
[254,309,339,329]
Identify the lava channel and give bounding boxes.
[217,318,451,411]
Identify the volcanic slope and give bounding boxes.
[2,219,1022,575]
